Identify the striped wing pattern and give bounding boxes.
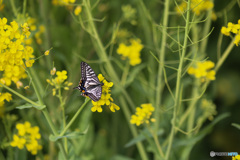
[80,62,102,101]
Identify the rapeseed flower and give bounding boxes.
[74,6,82,16]
[52,0,76,6]
[188,60,216,82]
[117,38,143,66]
[10,121,42,155]
[0,17,34,87]
[0,92,12,117]
[130,103,155,126]
[91,74,120,112]
[176,0,214,16]
[46,69,72,96]
[221,19,240,46]
[233,155,240,160]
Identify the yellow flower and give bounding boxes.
[0,17,34,86]
[74,6,82,16]
[25,59,35,67]
[10,121,42,155]
[56,70,67,80]
[188,60,216,82]
[44,50,50,56]
[233,155,240,160]
[10,135,26,149]
[130,103,155,126]
[117,38,143,66]
[0,92,12,117]
[221,19,240,46]
[175,0,214,16]
[52,0,76,6]
[91,74,120,112]
[47,69,72,96]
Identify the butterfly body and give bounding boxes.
[74,62,102,102]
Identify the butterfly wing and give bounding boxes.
[80,62,102,101]
[87,85,102,101]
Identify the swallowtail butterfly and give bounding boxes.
[74,62,102,101]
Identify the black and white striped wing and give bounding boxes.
[81,62,101,85]
[87,85,102,101]
[81,61,102,101]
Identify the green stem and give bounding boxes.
[155,0,170,132]
[119,96,149,160]
[0,83,40,107]
[59,98,90,137]
[10,0,18,17]
[22,0,27,15]
[58,88,68,154]
[148,126,164,158]
[165,0,191,159]
[215,36,235,72]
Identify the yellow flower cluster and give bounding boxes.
[176,0,214,16]
[188,60,216,82]
[130,103,155,126]
[0,18,35,86]
[221,19,240,46]
[117,39,143,66]
[52,0,75,6]
[233,155,240,160]
[47,69,73,96]
[10,121,42,155]
[0,92,12,117]
[91,74,120,112]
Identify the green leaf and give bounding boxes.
[232,123,240,130]
[124,129,164,148]
[16,103,46,110]
[49,126,89,141]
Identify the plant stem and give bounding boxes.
[119,96,149,160]
[155,0,170,132]
[165,0,191,159]
[148,126,164,158]
[0,83,41,107]
[215,36,235,72]
[58,88,68,154]
[10,0,18,17]
[59,98,90,137]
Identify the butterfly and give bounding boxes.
[74,62,103,101]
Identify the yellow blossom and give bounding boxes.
[221,19,240,46]
[91,74,120,112]
[74,6,82,16]
[10,121,42,155]
[176,0,214,16]
[188,60,216,82]
[233,155,240,160]
[117,38,143,66]
[0,92,12,117]
[50,67,56,75]
[25,59,35,67]
[47,69,72,96]
[130,103,155,126]
[52,0,76,6]
[44,50,50,56]
[0,17,34,86]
